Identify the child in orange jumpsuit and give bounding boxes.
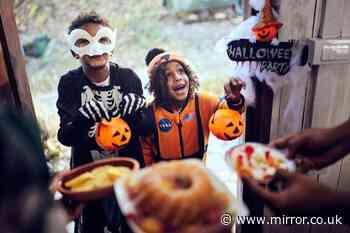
[140,48,246,165]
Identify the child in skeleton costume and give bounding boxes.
[140,48,246,165]
[56,12,144,233]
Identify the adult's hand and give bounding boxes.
[49,171,83,221]
[242,170,339,216]
[270,128,348,171]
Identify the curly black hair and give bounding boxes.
[145,48,199,106]
[68,11,111,33]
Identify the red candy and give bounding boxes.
[245,145,254,156]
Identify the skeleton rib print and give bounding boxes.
[81,85,123,138]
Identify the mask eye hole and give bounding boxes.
[99,37,111,44]
[75,38,90,47]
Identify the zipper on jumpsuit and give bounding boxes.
[177,113,185,159]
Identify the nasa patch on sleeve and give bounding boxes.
[158,118,172,132]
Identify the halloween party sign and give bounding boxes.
[225,0,293,76]
[227,39,293,75]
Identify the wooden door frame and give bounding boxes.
[0,0,35,116]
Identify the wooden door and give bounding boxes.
[264,1,350,233]
[308,1,350,233]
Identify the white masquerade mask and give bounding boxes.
[67,27,117,57]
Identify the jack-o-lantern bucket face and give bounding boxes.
[209,109,245,141]
[253,24,280,42]
[254,26,278,42]
[96,117,132,150]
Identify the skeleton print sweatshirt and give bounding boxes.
[56,63,144,168]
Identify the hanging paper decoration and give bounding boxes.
[252,0,282,43]
[216,0,308,107]
[226,0,293,75]
[216,0,310,133]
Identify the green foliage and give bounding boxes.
[23,35,50,58]
[14,0,54,32]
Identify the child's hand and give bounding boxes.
[224,78,246,102]
[116,93,146,117]
[78,100,111,123]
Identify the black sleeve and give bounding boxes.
[56,76,93,146]
[118,68,147,130]
[121,69,143,96]
[133,106,155,137]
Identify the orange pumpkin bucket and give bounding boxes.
[209,109,245,141]
[96,117,132,150]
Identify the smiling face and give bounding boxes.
[164,61,190,104]
[69,23,115,69]
[254,25,279,42]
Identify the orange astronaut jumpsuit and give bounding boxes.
[140,92,245,165]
